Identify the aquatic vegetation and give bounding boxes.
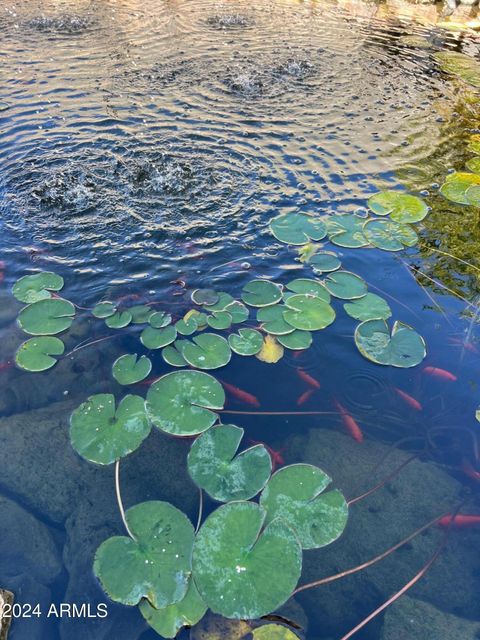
[355,320,426,368]
[12,271,64,304]
[434,51,480,89]
[15,336,65,372]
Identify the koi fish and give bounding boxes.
[222,381,260,408]
[393,387,422,411]
[292,350,305,359]
[438,514,480,528]
[296,368,321,389]
[333,399,364,443]
[250,439,285,471]
[423,366,457,382]
[297,389,315,406]
[0,361,14,372]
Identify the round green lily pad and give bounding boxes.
[343,292,391,321]
[283,294,335,331]
[439,172,480,205]
[18,298,75,335]
[253,624,300,640]
[175,316,198,336]
[180,334,231,370]
[466,184,480,207]
[141,326,177,350]
[466,157,480,175]
[326,214,369,248]
[257,305,295,335]
[94,501,194,608]
[269,212,327,245]
[286,278,330,301]
[228,329,264,356]
[162,344,188,367]
[140,580,207,639]
[146,371,225,436]
[13,271,64,304]
[309,251,342,273]
[277,330,312,350]
[225,301,249,324]
[368,191,428,223]
[112,354,152,385]
[260,464,348,550]
[207,311,232,330]
[188,425,272,502]
[15,336,64,372]
[241,280,283,308]
[363,219,418,252]
[192,289,219,306]
[106,311,132,329]
[323,271,367,300]
[204,292,235,313]
[129,305,153,324]
[193,501,302,619]
[149,311,172,329]
[70,394,150,465]
[92,302,116,319]
[354,319,426,368]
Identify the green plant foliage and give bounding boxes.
[468,135,480,155]
[207,311,232,330]
[363,218,418,252]
[70,394,150,465]
[139,580,207,639]
[149,311,172,328]
[257,305,295,335]
[130,305,153,324]
[15,336,64,372]
[228,329,263,356]
[192,502,302,619]
[465,184,480,207]
[178,333,231,370]
[253,624,301,640]
[13,271,64,304]
[94,501,194,608]
[434,51,480,88]
[439,172,480,205]
[112,354,152,385]
[260,464,348,550]
[92,302,117,319]
[326,214,369,248]
[286,278,330,301]
[368,191,428,223]
[354,319,426,368]
[146,371,225,436]
[188,425,272,502]
[308,250,342,273]
[241,280,283,307]
[141,326,177,350]
[192,289,220,306]
[176,315,198,336]
[225,301,249,324]
[323,271,367,300]
[204,292,235,313]
[162,344,188,367]
[343,292,391,321]
[269,212,327,245]
[277,330,312,350]
[18,298,75,335]
[106,311,132,329]
[466,157,480,174]
[283,294,335,331]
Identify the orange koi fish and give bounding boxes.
[393,387,422,411]
[222,381,260,408]
[250,440,285,471]
[439,514,480,528]
[423,366,457,382]
[333,399,364,443]
[297,389,315,406]
[296,368,321,389]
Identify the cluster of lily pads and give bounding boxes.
[439,140,480,208]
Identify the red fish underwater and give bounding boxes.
[439,514,480,528]
[296,368,321,390]
[222,381,260,408]
[250,440,285,471]
[423,366,457,382]
[393,387,422,411]
[333,399,364,443]
[297,389,315,406]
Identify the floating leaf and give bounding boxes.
[139,580,207,639]
[257,305,295,336]
[228,329,264,356]
[130,305,153,324]
[205,292,235,312]
[192,289,220,306]
[465,184,480,207]
[343,292,391,321]
[179,334,231,370]
[190,612,252,640]
[176,315,198,336]
[368,191,428,223]
[112,354,152,385]
[269,212,327,245]
[283,294,335,330]
[192,501,302,619]
[207,311,232,330]
[326,214,369,248]
[141,326,177,350]
[260,464,348,550]
[225,301,249,324]
[162,344,188,367]
[70,394,150,465]
[13,271,64,304]
[256,334,284,363]
[241,280,283,308]
[106,311,132,329]
[15,336,64,372]
[466,157,480,175]
[146,371,224,436]
[92,301,116,319]
[439,172,480,205]
[363,219,418,251]
[188,425,272,502]
[468,135,480,155]
[297,242,320,263]
[253,624,301,640]
[309,251,342,273]
[94,501,194,608]
[286,278,330,301]
[277,330,312,350]
[355,319,426,368]
[149,311,172,329]
[434,51,480,89]
[18,298,75,335]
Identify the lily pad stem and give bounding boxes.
[115,460,135,540]
[64,335,118,357]
[195,489,203,533]
[347,455,416,506]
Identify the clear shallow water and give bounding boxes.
[0,1,480,639]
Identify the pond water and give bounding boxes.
[0,0,480,639]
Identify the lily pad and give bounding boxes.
[140,580,207,639]
[326,214,369,248]
[112,354,152,385]
[256,335,284,363]
[176,315,198,336]
[94,501,194,608]
[225,301,249,324]
[149,311,172,329]
[18,298,75,335]
[106,311,132,329]
[308,251,342,273]
[92,301,116,319]
[260,464,348,550]
[363,218,418,252]
[241,280,283,308]
[253,624,300,640]
[434,51,480,89]
[146,371,225,436]
[283,294,335,331]
[192,289,220,306]
[207,311,232,330]
[188,424,272,502]
[15,336,64,372]
[468,136,480,155]
[141,326,177,350]
[465,184,480,207]
[204,292,235,313]
[129,305,153,324]
[440,172,480,205]
[368,191,428,223]
[323,271,367,300]
[286,278,330,301]
[228,329,264,356]
[192,501,302,619]
[70,394,150,465]
[13,271,64,304]
[354,319,426,368]
[162,344,188,367]
[179,334,231,370]
[343,292,391,321]
[466,157,480,174]
[257,305,295,335]
[269,212,327,245]
[277,330,312,350]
